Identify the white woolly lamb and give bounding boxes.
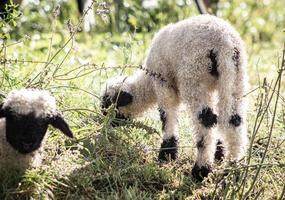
[101,14,248,181]
[0,89,73,171]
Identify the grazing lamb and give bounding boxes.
[101,14,248,181]
[0,89,73,171]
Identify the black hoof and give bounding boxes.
[215,140,225,162]
[158,136,178,161]
[191,163,212,182]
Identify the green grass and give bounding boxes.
[0,0,285,199]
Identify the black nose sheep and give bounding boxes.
[0,89,73,170]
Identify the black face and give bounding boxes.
[101,91,133,126]
[5,112,49,154]
[0,105,74,154]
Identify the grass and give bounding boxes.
[0,1,285,199]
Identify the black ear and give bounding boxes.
[0,103,6,118]
[114,91,133,107]
[49,114,74,138]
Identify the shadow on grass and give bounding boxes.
[52,126,206,199]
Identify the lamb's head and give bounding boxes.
[101,76,134,126]
[0,89,73,154]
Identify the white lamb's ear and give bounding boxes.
[49,113,74,138]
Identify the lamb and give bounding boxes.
[0,89,73,171]
[101,14,248,181]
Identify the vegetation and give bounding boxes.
[0,0,284,199]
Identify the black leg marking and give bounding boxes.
[208,49,219,78]
[158,136,178,161]
[215,140,224,161]
[191,163,212,182]
[198,107,217,128]
[229,114,242,127]
[196,136,205,149]
[158,108,167,131]
[232,47,240,68]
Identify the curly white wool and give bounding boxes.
[2,88,57,118]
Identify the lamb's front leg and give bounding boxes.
[158,106,179,161]
[155,82,180,162]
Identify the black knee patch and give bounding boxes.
[215,140,225,162]
[229,114,242,127]
[191,163,212,182]
[208,49,219,78]
[158,108,167,131]
[196,137,204,149]
[232,47,240,68]
[198,107,217,128]
[158,136,178,161]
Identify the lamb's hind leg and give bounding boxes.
[217,73,248,163]
[217,48,248,163]
[157,86,180,161]
[183,87,217,181]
